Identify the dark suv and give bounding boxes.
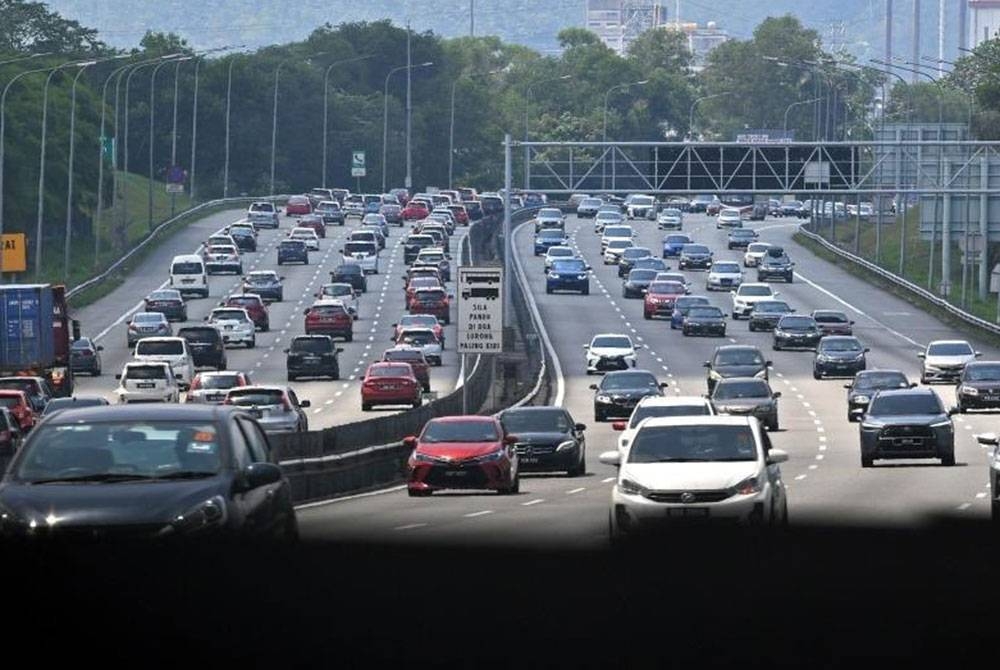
[285,335,342,381]
[330,264,368,293]
[178,326,228,370]
[704,345,771,393]
[756,246,795,283]
[859,388,956,467]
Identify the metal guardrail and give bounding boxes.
[796,224,1000,337]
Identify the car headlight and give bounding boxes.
[170,495,228,534]
[548,272,559,279]
[731,476,762,496]
[853,395,870,404]
[709,370,722,381]
[929,419,953,429]
[595,394,612,404]
[474,449,507,463]
[577,274,589,280]
[753,369,767,378]
[860,422,882,431]
[556,440,577,452]
[619,478,647,496]
[815,354,831,363]
[960,386,979,396]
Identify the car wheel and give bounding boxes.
[773,343,781,351]
[546,286,552,294]
[595,408,606,422]
[287,373,296,382]
[748,323,756,332]
[861,454,874,468]
[262,321,270,333]
[408,488,432,497]
[582,286,590,295]
[941,453,956,466]
[361,402,371,411]
[813,369,822,380]
[643,311,651,320]
[568,453,585,477]
[345,333,353,342]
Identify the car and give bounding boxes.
[756,246,795,283]
[643,280,687,320]
[543,246,576,272]
[413,248,451,282]
[622,269,659,299]
[617,247,653,278]
[706,261,743,292]
[380,203,404,226]
[393,315,445,349]
[403,234,436,264]
[773,315,823,351]
[576,197,603,218]
[661,233,693,258]
[394,327,443,367]
[221,294,269,332]
[0,390,37,433]
[363,194,383,214]
[632,257,669,274]
[39,395,110,419]
[498,406,587,476]
[743,242,771,268]
[206,307,256,349]
[69,337,103,376]
[656,208,684,230]
[409,287,451,324]
[600,225,634,253]
[303,300,353,342]
[402,200,429,221]
[670,295,711,330]
[204,244,242,275]
[546,258,591,295]
[247,201,280,228]
[955,361,1000,413]
[277,239,308,265]
[859,387,956,467]
[403,265,444,289]
[288,227,320,252]
[0,407,23,454]
[919,340,981,384]
[709,377,781,431]
[226,224,258,252]
[594,210,623,233]
[716,208,743,229]
[285,335,342,381]
[186,371,252,404]
[730,283,780,319]
[748,203,768,221]
[205,233,237,253]
[405,415,520,496]
[0,377,52,415]
[811,309,854,336]
[626,195,657,220]
[127,312,172,348]
[603,239,634,265]
[342,194,366,217]
[405,276,445,304]
[114,361,182,403]
[844,369,913,422]
[308,187,336,208]
[361,362,422,411]
[297,214,327,239]
[591,369,668,422]
[177,326,227,371]
[682,305,727,337]
[727,228,758,249]
[813,336,869,378]
[144,289,187,322]
[781,200,806,218]
[0,403,298,540]
[316,282,359,320]
[704,345,771,393]
[340,240,380,275]
[285,195,312,216]
[330,263,368,294]
[316,200,346,225]
[687,194,715,213]
[748,300,794,332]
[362,212,391,239]
[534,228,569,256]
[534,207,565,233]
[242,270,284,303]
[584,333,640,374]
[224,385,310,434]
[382,347,431,392]
[610,396,715,456]
[169,254,209,298]
[131,337,195,389]
[600,416,789,540]
[677,243,713,270]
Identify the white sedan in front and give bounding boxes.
[289,227,320,251]
[706,260,744,292]
[743,242,772,267]
[585,333,640,374]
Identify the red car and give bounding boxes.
[361,362,422,411]
[304,299,353,341]
[0,390,36,432]
[447,204,470,226]
[402,200,429,221]
[408,287,450,324]
[285,195,312,216]
[222,294,270,331]
[403,266,443,288]
[405,415,520,496]
[405,276,443,302]
[392,314,445,348]
[298,214,326,238]
[644,280,687,320]
[382,346,431,392]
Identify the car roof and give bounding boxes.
[928,339,972,346]
[871,387,936,398]
[428,415,496,424]
[171,254,203,262]
[637,416,755,429]
[135,336,184,343]
[715,344,762,352]
[40,403,247,426]
[635,396,710,408]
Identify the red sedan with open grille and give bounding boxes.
[405,416,520,496]
[643,280,687,320]
[361,362,422,411]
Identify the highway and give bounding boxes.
[296,209,999,546]
[71,207,469,429]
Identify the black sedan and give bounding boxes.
[844,369,912,422]
[709,377,781,431]
[682,305,726,337]
[228,226,258,252]
[277,239,309,265]
[704,345,772,393]
[812,309,854,336]
[144,289,187,322]
[748,300,794,332]
[956,361,1000,413]
[622,269,659,299]
[330,264,368,293]
[498,406,587,477]
[285,335,342,381]
[617,247,653,278]
[590,370,668,422]
[813,336,869,379]
[677,244,713,271]
[631,257,669,273]
[242,270,284,303]
[772,315,822,350]
[859,388,956,467]
[0,404,299,541]
[69,337,103,376]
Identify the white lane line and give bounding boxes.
[394,523,428,531]
[958,502,972,511]
[567,487,585,494]
[521,499,545,506]
[794,474,807,481]
[463,510,493,518]
[293,484,407,510]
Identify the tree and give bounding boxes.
[0,0,105,53]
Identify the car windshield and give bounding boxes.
[421,420,499,443]
[335,265,361,275]
[813,312,848,323]
[553,260,587,272]
[581,199,602,207]
[123,365,168,380]
[676,297,709,310]
[148,291,179,301]
[819,338,863,352]
[853,372,910,390]
[634,259,666,270]
[171,262,202,274]
[400,331,437,346]
[779,316,816,329]
[739,286,773,296]
[310,305,347,316]
[547,248,574,257]
[662,209,682,217]
[607,240,632,249]
[688,307,723,319]
[604,227,631,237]
[648,281,684,294]
[712,263,740,273]
[385,350,423,363]
[13,421,223,482]
[714,349,764,366]
[754,302,791,313]
[212,310,247,321]
[292,338,333,353]
[323,285,353,297]
[280,241,304,249]
[592,336,632,349]
[683,245,710,254]
[927,342,974,356]
[228,389,285,407]
[178,329,217,343]
[666,235,690,244]
[197,374,243,389]
[226,297,260,307]
[623,248,650,259]
[601,373,659,390]
[713,381,771,399]
[135,340,183,356]
[731,229,755,237]
[42,398,107,415]
[629,404,710,428]
[628,425,757,463]
[71,340,93,350]
[965,365,1000,381]
[539,230,564,239]
[0,396,24,408]
[628,270,658,282]
[401,316,437,327]
[133,313,163,325]
[501,409,571,433]
[597,212,621,220]
[344,242,376,254]
[632,196,655,205]
[869,394,943,416]
[747,243,770,252]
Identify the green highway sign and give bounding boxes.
[351,150,366,177]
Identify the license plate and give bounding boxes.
[137,383,155,389]
[521,457,539,464]
[444,470,468,478]
[207,394,223,401]
[380,384,398,390]
[181,278,194,283]
[897,438,919,446]
[667,508,709,517]
[985,395,1000,402]
[225,325,234,330]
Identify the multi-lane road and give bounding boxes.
[296,209,1000,546]
[72,207,470,428]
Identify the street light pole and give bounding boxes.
[783,97,823,135]
[602,79,649,190]
[148,57,189,229]
[524,74,572,189]
[382,61,433,193]
[323,54,373,190]
[688,91,733,140]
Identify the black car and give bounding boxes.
[617,247,653,278]
[756,246,795,283]
[277,239,308,265]
[622,269,659,299]
[845,369,912,422]
[590,370,667,422]
[955,361,1000,413]
[242,271,284,303]
[0,408,22,455]
[631,257,669,273]
[227,226,258,252]
[0,404,299,540]
[748,203,767,221]
[727,228,758,249]
[69,337,103,376]
[404,234,436,264]
[465,200,483,220]
[682,305,726,337]
[772,315,822,350]
[285,335,342,382]
[704,345,771,393]
[812,309,854,336]
[748,300,794,332]
[677,244,713,270]
[316,201,346,225]
[859,388,956,467]
[330,264,368,293]
[380,204,403,226]
[498,406,587,477]
[670,295,710,330]
[709,377,781,431]
[144,289,187,322]
[813,336,869,379]
[178,326,228,370]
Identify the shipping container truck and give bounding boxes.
[0,284,79,397]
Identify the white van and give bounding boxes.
[341,240,379,274]
[132,336,195,389]
[169,254,209,298]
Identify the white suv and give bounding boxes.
[601,224,634,253]
[743,242,772,267]
[289,227,320,251]
[613,396,716,457]
[115,361,181,403]
[626,195,657,220]
[207,307,256,348]
[132,337,195,389]
[730,283,780,320]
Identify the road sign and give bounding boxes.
[1,233,27,273]
[166,183,184,194]
[351,150,366,177]
[167,165,186,184]
[457,267,503,354]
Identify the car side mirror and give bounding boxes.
[242,462,282,490]
[504,435,518,445]
[611,421,626,431]
[403,436,418,449]
[910,382,918,388]
[849,320,855,325]
[282,348,289,354]
[299,400,311,408]
[772,391,782,399]
[598,450,622,467]
[575,423,587,432]
[303,309,310,315]
[947,406,959,416]
[976,351,983,357]
[115,373,122,380]
[634,344,643,349]
[766,449,789,465]
[765,361,773,367]
[97,346,104,351]
[864,348,870,353]
[589,384,598,390]
[583,344,590,349]
[976,432,1000,446]
[843,384,852,389]
[917,352,925,358]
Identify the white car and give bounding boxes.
[603,239,634,265]
[657,208,683,230]
[342,240,380,274]
[626,195,657,220]
[396,327,443,366]
[730,283,780,319]
[613,396,716,457]
[204,244,242,275]
[919,340,982,384]
[600,416,789,541]
[706,260,744,292]
[717,208,743,229]
[544,246,576,272]
[247,201,279,228]
[132,336,195,389]
[601,224,634,253]
[207,307,256,348]
[594,211,623,234]
[289,227,320,251]
[115,361,181,403]
[585,333,640,374]
[743,242,772,267]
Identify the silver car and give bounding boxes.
[396,327,443,366]
[224,385,310,433]
[657,208,683,230]
[919,340,982,384]
[127,312,172,348]
[186,371,251,404]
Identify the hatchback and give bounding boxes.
[224,386,310,434]
[405,416,520,496]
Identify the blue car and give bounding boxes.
[670,295,711,329]
[534,229,569,256]
[546,258,590,295]
[662,233,693,258]
[277,239,309,265]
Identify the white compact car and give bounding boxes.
[743,242,772,268]
[204,244,242,275]
[919,340,982,384]
[115,361,181,404]
[601,225,634,253]
[585,333,641,374]
[289,227,320,251]
[544,246,576,272]
[657,208,683,230]
[131,336,195,389]
[207,307,256,348]
[603,239,634,265]
[341,240,380,274]
[594,211,623,234]
[730,283,780,319]
[613,396,716,457]
[600,416,789,541]
[626,195,657,220]
[396,327,443,366]
[706,260,744,292]
[717,208,744,229]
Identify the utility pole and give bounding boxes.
[912,0,921,84]
[470,0,475,36]
[405,21,413,191]
[938,0,945,77]
[886,0,894,68]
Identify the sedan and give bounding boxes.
[224,386,309,434]
[844,369,913,422]
[546,258,591,295]
[813,336,869,379]
[705,261,743,292]
[316,282,359,320]
[330,264,368,294]
[242,270,284,302]
[316,200,346,225]
[656,208,684,230]
[534,229,569,256]
[395,327,443,367]
[812,309,854,336]
[405,416,520,496]
[622,269,659,299]
[585,333,640,374]
[955,361,1000,413]
[617,247,653,278]
[716,208,743,228]
[127,312,172,348]
[603,239,634,265]
[591,369,668,422]
[710,377,781,431]
[277,239,309,265]
[682,306,727,337]
[643,281,687,320]
[919,340,981,384]
[670,295,711,330]
[727,228,758,249]
[144,289,187,322]
[543,246,576,272]
[859,388,955,467]
[361,362,422,411]
[772,315,823,351]
[70,337,103,376]
[677,244,713,270]
[747,300,794,332]
[498,406,587,476]
[285,195,312,216]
